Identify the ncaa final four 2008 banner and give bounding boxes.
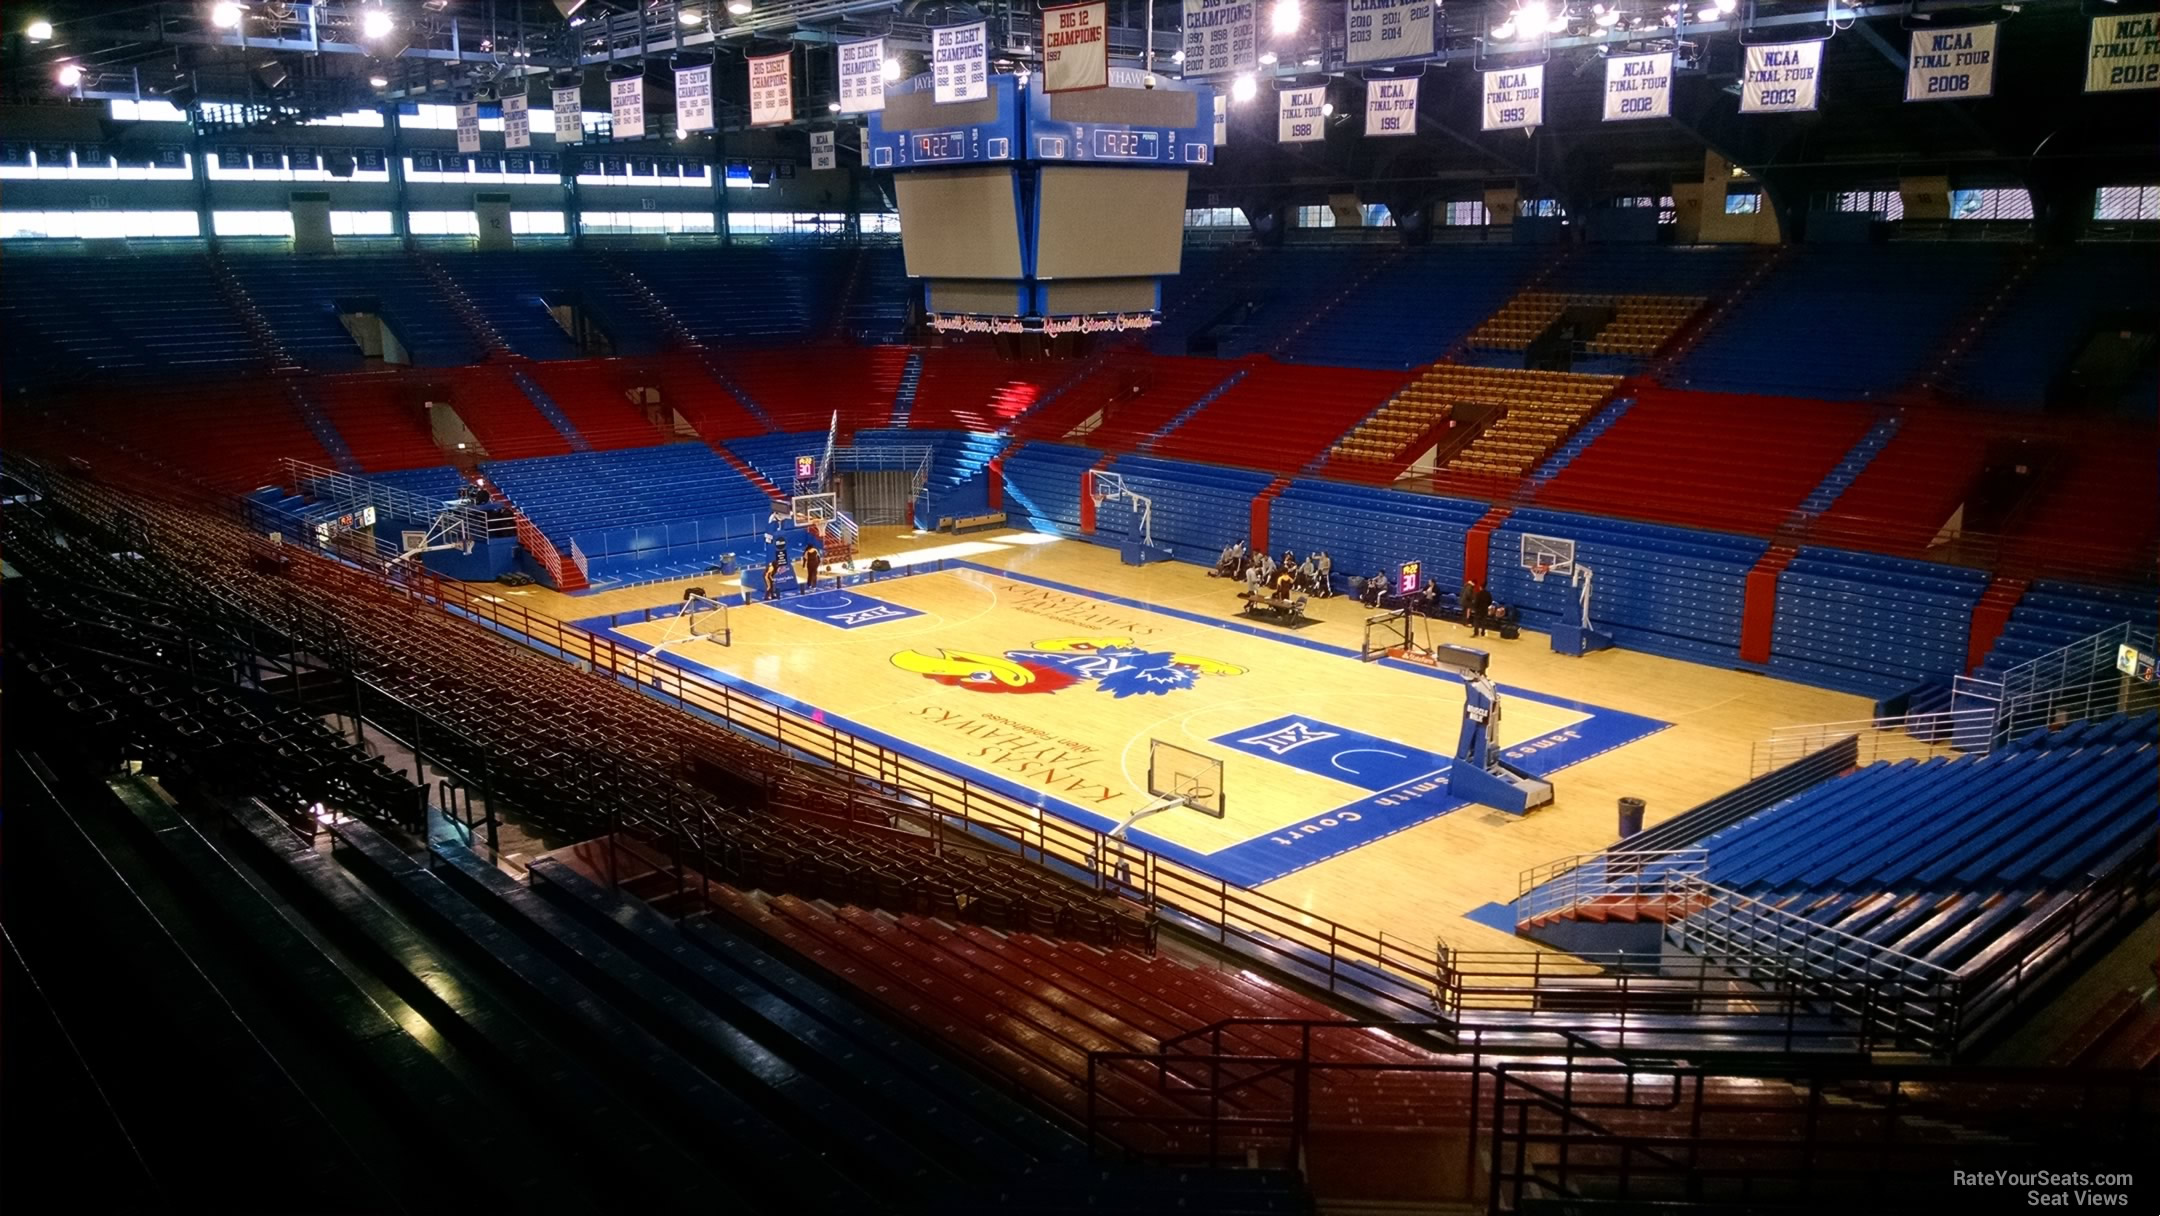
[1043,2,1108,92]
[1907,23,1997,101]
[1603,50,1672,122]
[1738,40,1821,113]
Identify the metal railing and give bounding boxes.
[1749,708,1987,775]
[1513,848,1709,928]
[281,457,490,535]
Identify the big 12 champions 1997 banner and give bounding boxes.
[1043,2,1109,92]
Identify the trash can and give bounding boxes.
[1617,796,1646,839]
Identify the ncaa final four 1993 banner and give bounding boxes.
[2085,11,2160,92]
[1345,0,1434,66]
[1738,40,1821,114]
[1482,63,1543,131]
[1043,2,1109,92]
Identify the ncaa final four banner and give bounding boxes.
[1907,23,1997,101]
[610,76,645,139]
[1482,63,1543,131]
[748,53,793,125]
[1345,0,1434,66]
[1043,2,1109,92]
[1603,50,1672,122]
[2085,12,2160,92]
[1183,0,1258,77]
[1364,76,1418,136]
[553,84,584,142]
[1278,86,1326,142]
[501,93,530,149]
[933,22,990,103]
[838,38,887,113]
[675,64,714,132]
[810,130,836,171]
[1738,40,1821,114]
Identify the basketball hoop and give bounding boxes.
[1531,562,1552,583]
[1087,474,1109,509]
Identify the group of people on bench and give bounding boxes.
[1212,541,1336,599]
[1353,571,1516,640]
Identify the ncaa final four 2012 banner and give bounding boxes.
[502,93,530,148]
[1043,2,1109,92]
[1278,86,1326,142]
[1365,76,1418,136]
[1603,50,1672,122]
[1183,0,1258,77]
[2085,12,2160,92]
[1907,23,1997,101]
[1345,0,1434,66]
[610,75,645,139]
[749,53,792,125]
[675,64,713,131]
[1482,63,1543,131]
[933,22,990,102]
[554,84,584,142]
[1739,40,1821,113]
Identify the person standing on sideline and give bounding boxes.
[802,542,823,593]
[762,555,781,601]
[1468,581,1493,638]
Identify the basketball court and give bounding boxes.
[509,526,1868,954]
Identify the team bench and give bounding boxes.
[940,512,1008,534]
[1239,590,1311,625]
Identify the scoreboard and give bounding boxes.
[866,71,1215,329]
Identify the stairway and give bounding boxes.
[695,353,780,432]
[1140,364,1248,448]
[1791,409,1902,520]
[286,384,363,474]
[1739,544,1798,665]
[509,368,594,452]
[714,444,788,504]
[1650,245,1790,379]
[207,254,307,374]
[1526,395,1634,487]
[1912,245,2044,396]
[1965,575,2031,673]
[502,498,586,591]
[1271,249,1405,358]
[1462,504,1513,585]
[600,254,701,350]
[824,245,868,341]
[890,351,923,427]
[412,253,516,360]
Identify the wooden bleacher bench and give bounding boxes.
[940,511,1007,534]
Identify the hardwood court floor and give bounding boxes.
[503,528,1867,957]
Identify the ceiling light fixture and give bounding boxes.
[212,2,245,29]
[361,6,393,39]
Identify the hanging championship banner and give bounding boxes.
[1345,0,1434,65]
[933,22,989,103]
[611,76,645,139]
[1906,24,1997,101]
[1213,93,1228,144]
[455,101,481,153]
[1365,75,1418,136]
[553,84,584,143]
[1603,51,1672,122]
[1277,86,1326,142]
[838,38,887,113]
[1482,63,1543,131]
[675,64,713,131]
[1044,2,1109,92]
[502,93,530,148]
[2085,12,2160,92]
[748,53,792,125]
[1182,0,1258,78]
[1739,40,1822,113]
[810,130,836,170]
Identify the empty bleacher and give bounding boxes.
[1975,579,2160,678]
[1267,481,1492,595]
[1274,244,1547,369]
[1466,292,1702,358]
[616,247,849,346]
[228,253,487,370]
[483,443,773,580]
[432,249,669,360]
[1149,360,1409,474]
[520,359,670,450]
[1535,388,1878,534]
[1016,354,1238,449]
[1673,243,2017,400]
[1090,455,1273,560]
[1767,548,1990,696]
[1327,366,1619,485]
[1948,244,2160,410]
[0,253,258,385]
[1000,443,1102,535]
[721,345,906,432]
[906,347,1062,431]
[67,379,331,491]
[1152,246,1395,359]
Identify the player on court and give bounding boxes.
[802,542,823,593]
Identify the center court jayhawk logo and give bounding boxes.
[891,637,1245,697]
